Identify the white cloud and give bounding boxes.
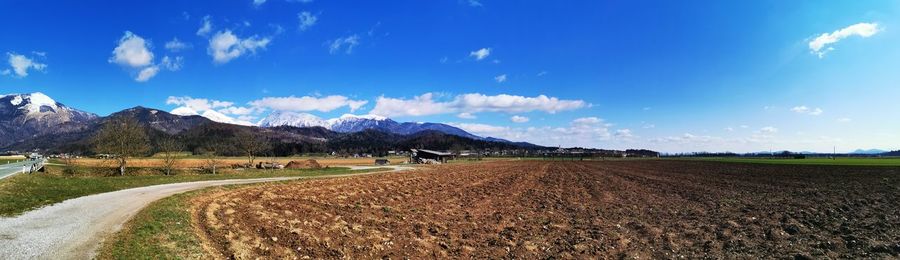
[109,31,153,68]
[837,117,852,123]
[298,11,317,31]
[135,66,160,82]
[208,30,272,64]
[615,129,634,138]
[537,71,548,77]
[469,48,491,60]
[791,105,823,116]
[167,96,255,125]
[5,52,47,77]
[510,115,529,123]
[197,15,213,36]
[809,22,881,58]
[109,31,176,82]
[759,126,778,134]
[724,127,735,132]
[451,123,509,135]
[161,56,184,71]
[650,133,722,144]
[249,95,368,112]
[164,38,191,52]
[253,0,267,6]
[370,92,587,117]
[457,112,476,119]
[166,96,234,112]
[572,117,602,125]
[494,74,507,83]
[466,0,482,7]
[328,34,360,54]
[449,117,612,148]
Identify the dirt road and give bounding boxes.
[0,166,412,259]
[192,161,900,259]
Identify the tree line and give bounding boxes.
[93,117,270,175]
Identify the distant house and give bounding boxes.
[410,149,453,164]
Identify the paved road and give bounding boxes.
[0,165,413,259]
[0,159,44,180]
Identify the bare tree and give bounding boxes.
[200,143,222,174]
[158,137,182,175]
[235,130,270,166]
[61,154,77,175]
[93,116,150,176]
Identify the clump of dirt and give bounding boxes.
[191,161,900,259]
[284,159,322,169]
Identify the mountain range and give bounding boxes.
[259,111,482,139]
[0,92,539,154]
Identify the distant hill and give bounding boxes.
[850,149,887,155]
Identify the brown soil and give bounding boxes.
[191,160,900,259]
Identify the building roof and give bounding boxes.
[411,149,453,156]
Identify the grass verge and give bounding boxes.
[0,166,387,217]
[96,189,207,259]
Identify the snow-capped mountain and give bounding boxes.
[258,111,482,139]
[258,111,331,128]
[0,92,98,147]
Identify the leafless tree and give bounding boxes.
[158,137,182,175]
[93,116,150,176]
[235,130,270,166]
[200,142,222,174]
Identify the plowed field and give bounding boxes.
[192,161,900,259]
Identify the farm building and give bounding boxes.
[410,149,453,164]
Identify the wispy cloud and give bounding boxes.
[328,34,360,54]
[809,22,881,58]
[164,38,191,52]
[208,30,272,64]
[5,52,47,77]
[791,105,823,116]
[197,15,213,36]
[249,95,368,112]
[298,11,318,31]
[469,48,491,60]
[370,93,587,117]
[494,74,507,83]
[510,115,529,123]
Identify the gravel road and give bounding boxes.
[0,165,413,259]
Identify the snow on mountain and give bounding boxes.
[0,92,99,147]
[327,114,396,133]
[259,111,329,128]
[258,111,487,140]
[200,110,254,126]
[1,92,97,124]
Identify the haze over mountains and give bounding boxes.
[0,92,536,154]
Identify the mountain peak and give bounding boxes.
[337,114,388,121]
[0,92,98,147]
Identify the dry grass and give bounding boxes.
[67,156,410,169]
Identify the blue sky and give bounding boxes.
[2,0,899,153]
